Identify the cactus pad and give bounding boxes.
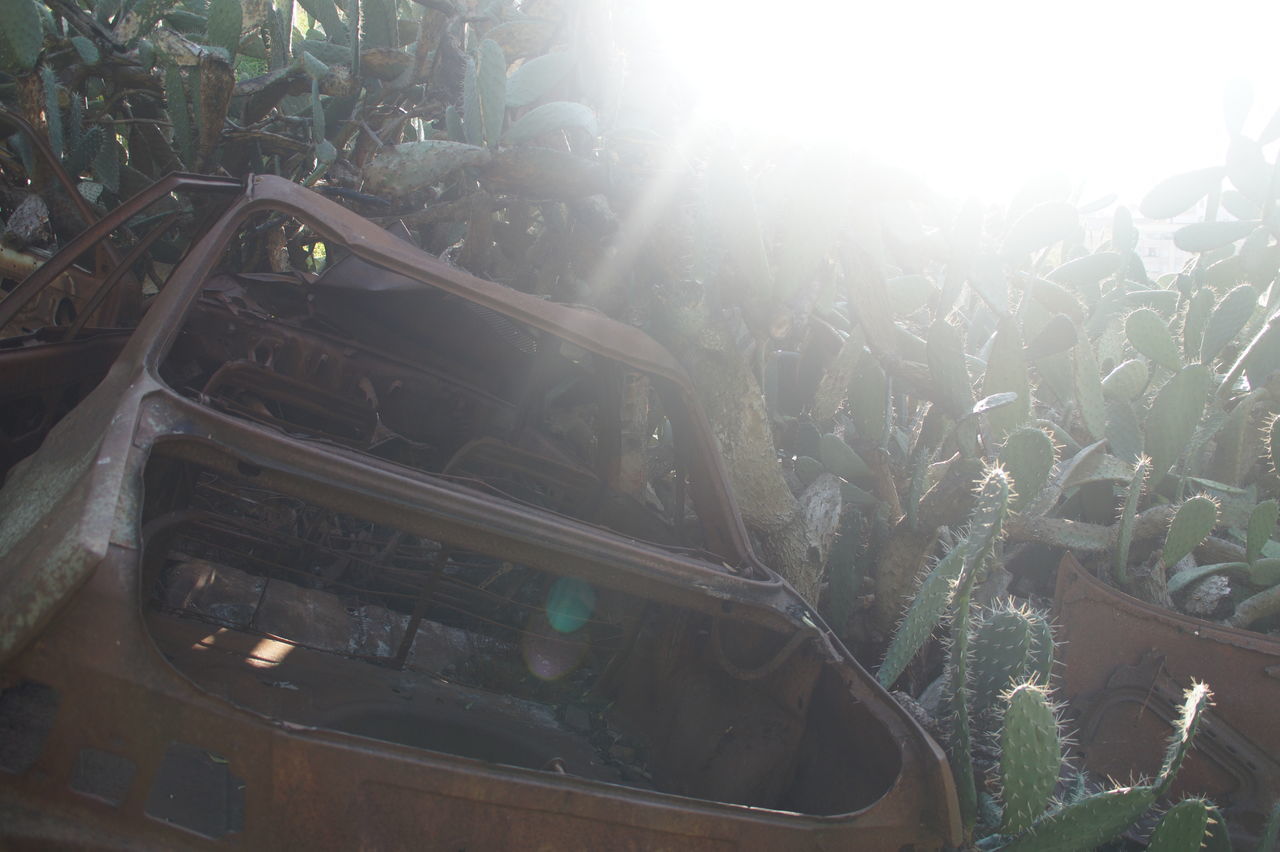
[818,432,871,482]
[1246,499,1278,565]
[1145,364,1211,483]
[1000,683,1062,835]
[981,318,1031,438]
[1072,337,1107,441]
[1000,786,1157,852]
[999,427,1055,511]
[1163,495,1219,568]
[877,543,964,689]
[1201,284,1258,364]
[1145,798,1211,852]
[1126,308,1182,371]
[1100,358,1149,401]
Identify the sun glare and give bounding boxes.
[634,0,1280,206]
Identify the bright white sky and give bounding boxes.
[642,0,1280,208]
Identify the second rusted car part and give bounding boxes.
[0,174,961,849]
[1055,552,1280,846]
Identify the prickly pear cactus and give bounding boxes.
[1155,681,1213,793]
[1145,365,1212,484]
[877,543,965,688]
[998,427,1055,511]
[999,682,1062,835]
[948,467,1014,834]
[1146,798,1212,852]
[1101,358,1149,402]
[1113,456,1151,585]
[995,681,1213,851]
[971,602,1052,713]
[1163,495,1219,568]
[1126,308,1182,371]
[1000,785,1159,852]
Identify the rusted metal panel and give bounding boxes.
[0,174,961,849]
[1055,552,1280,845]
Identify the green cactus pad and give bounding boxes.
[1101,358,1150,402]
[1000,786,1157,852]
[794,456,824,487]
[1145,365,1212,483]
[818,433,871,482]
[1201,284,1258,365]
[1240,315,1280,389]
[1113,457,1151,585]
[927,320,975,416]
[1139,167,1223,219]
[1247,556,1280,587]
[206,0,244,60]
[949,468,1013,832]
[1246,499,1278,565]
[1105,399,1144,463]
[1209,389,1262,486]
[1027,611,1055,683]
[1163,495,1219,568]
[877,543,965,688]
[999,427,1055,511]
[0,0,43,72]
[1000,683,1062,835]
[1073,337,1108,441]
[1174,219,1258,253]
[1167,561,1248,595]
[1126,288,1180,315]
[1182,287,1215,362]
[1113,206,1138,250]
[1126,308,1182,371]
[981,318,1032,438]
[971,607,1035,713]
[1031,278,1085,322]
[1146,798,1211,852]
[1048,251,1121,293]
[1025,311,1079,361]
[1257,801,1280,852]
[847,350,888,442]
[1157,681,1212,793]
[1201,804,1233,852]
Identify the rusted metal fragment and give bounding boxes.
[1055,552,1280,846]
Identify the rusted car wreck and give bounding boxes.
[0,172,960,849]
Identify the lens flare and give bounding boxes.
[545,577,596,634]
[521,577,597,680]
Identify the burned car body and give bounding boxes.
[0,174,960,849]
